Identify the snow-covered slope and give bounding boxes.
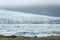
[0,9,60,24]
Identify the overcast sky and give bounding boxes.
[0,0,60,7]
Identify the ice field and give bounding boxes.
[0,24,59,37]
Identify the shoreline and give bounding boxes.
[0,36,60,40]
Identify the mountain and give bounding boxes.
[0,5,60,17]
[0,9,60,24]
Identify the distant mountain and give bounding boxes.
[0,10,60,24]
[0,5,60,17]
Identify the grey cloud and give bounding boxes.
[0,0,60,7]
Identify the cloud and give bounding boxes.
[0,0,60,7]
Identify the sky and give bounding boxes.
[0,0,60,7]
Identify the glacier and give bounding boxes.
[0,9,60,24]
[0,9,60,37]
[0,24,60,37]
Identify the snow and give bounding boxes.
[0,9,60,24]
